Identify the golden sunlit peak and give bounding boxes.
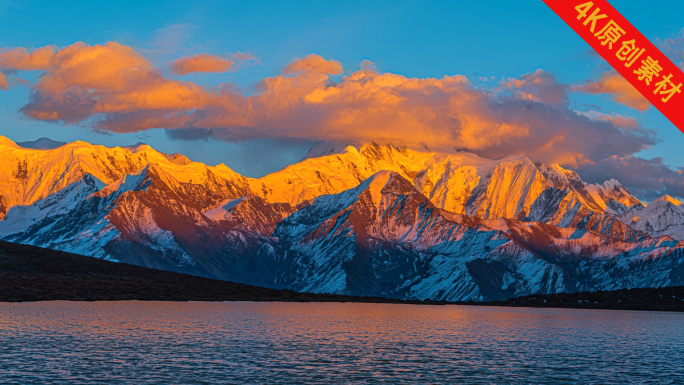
[0,135,18,148]
[656,195,682,206]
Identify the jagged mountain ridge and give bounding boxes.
[7,165,674,301]
[0,136,251,220]
[270,172,683,300]
[1,136,683,301]
[0,136,644,226]
[618,195,684,241]
[255,143,645,227]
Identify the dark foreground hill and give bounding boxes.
[1,240,683,311]
[0,241,442,304]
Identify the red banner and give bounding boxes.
[543,0,684,131]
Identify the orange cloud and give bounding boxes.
[170,52,257,75]
[0,42,237,126]
[282,54,343,75]
[0,42,658,168]
[0,46,55,71]
[246,64,531,152]
[0,72,7,91]
[571,70,651,111]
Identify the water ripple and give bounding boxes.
[0,302,682,384]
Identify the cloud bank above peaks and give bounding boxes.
[577,156,684,201]
[0,41,668,188]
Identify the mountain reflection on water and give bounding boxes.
[0,302,682,384]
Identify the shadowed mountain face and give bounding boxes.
[1,137,683,301]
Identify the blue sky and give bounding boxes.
[0,0,682,184]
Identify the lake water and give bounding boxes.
[0,302,682,384]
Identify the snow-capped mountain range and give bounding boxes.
[0,136,682,301]
[619,195,684,241]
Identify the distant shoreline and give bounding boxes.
[486,287,684,312]
[1,241,682,312]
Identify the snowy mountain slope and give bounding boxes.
[488,217,684,293]
[0,174,105,238]
[618,195,684,241]
[2,164,681,301]
[585,179,644,214]
[205,195,297,235]
[253,143,645,229]
[270,171,533,299]
[268,172,684,301]
[0,136,644,229]
[1,163,281,283]
[0,136,253,220]
[464,156,546,219]
[535,163,643,214]
[254,143,503,209]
